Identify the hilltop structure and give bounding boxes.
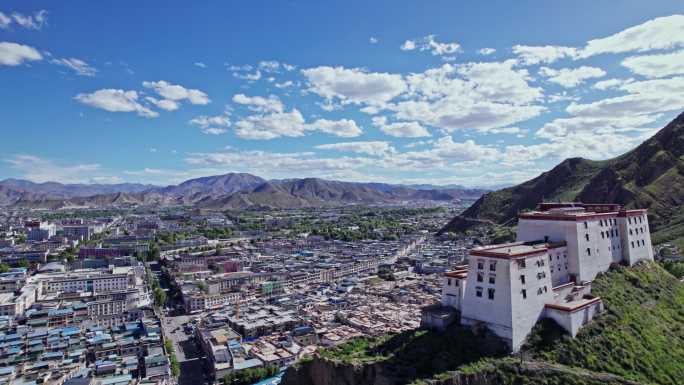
[428,202,654,351]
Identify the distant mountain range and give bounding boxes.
[0,173,488,210]
[442,110,684,246]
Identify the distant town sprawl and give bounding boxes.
[0,201,498,385]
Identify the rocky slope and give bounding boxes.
[443,111,684,245]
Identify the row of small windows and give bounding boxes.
[476,272,496,284]
[601,229,619,239]
[548,253,567,261]
[631,239,647,248]
[599,218,617,227]
[477,260,497,271]
[475,287,495,300]
[520,285,548,299]
[629,227,646,236]
[628,216,644,225]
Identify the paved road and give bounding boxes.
[165,313,211,385]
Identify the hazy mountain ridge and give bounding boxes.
[2,174,488,210]
[444,110,684,245]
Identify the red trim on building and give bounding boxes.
[544,296,602,313]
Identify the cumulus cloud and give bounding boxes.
[50,57,97,76]
[621,49,684,78]
[512,45,578,65]
[369,37,379,44]
[234,108,362,140]
[592,78,634,90]
[302,66,406,107]
[401,35,462,57]
[4,154,112,184]
[315,141,394,156]
[142,80,210,105]
[371,116,431,138]
[9,10,47,30]
[566,76,684,119]
[580,14,684,58]
[0,12,11,29]
[194,62,207,68]
[232,93,284,113]
[145,97,179,111]
[189,113,231,135]
[0,41,42,66]
[478,48,496,56]
[388,61,544,133]
[539,66,606,88]
[75,89,158,118]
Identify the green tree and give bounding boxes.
[147,243,160,261]
[0,264,10,273]
[16,259,29,268]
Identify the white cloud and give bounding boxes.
[0,12,11,29]
[400,40,416,51]
[621,49,684,78]
[535,115,659,140]
[371,116,431,138]
[580,14,684,58]
[189,114,231,129]
[233,69,262,81]
[5,154,109,184]
[200,127,228,135]
[11,10,47,30]
[75,89,158,118]
[259,60,280,72]
[389,61,544,133]
[145,97,179,111]
[232,93,284,113]
[234,108,362,140]
[0,41,42,66]
[50,57,97,76]
[592,78,634,90]
[310,119,362,138]
[369,37,379,44]
[512,45,578,65]
[194,62,207,68]
[275,80,294,89]
[539,66,606,88]
[401,35,462,57]
[566,76,684,119]
[302,66,406,107]
[478,48,496,56]
[189,113,231,135]
[142,80,210,105]
[316,141,394,156]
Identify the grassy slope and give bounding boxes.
[303,262,684,385]
[525,262,684,385]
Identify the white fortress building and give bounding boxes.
[436,202,654,351]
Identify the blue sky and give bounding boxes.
[1,1,683,187]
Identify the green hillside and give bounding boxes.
[445,111,684,247]
[283,262,684,385]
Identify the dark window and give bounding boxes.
[447,278,451,286]
[477,261,484,270]
[586,248,591,256]
[488,288,495,300]
[520,275,526,284]
[476,287,483,297]
[522,289,527,299]
[489,262,496,271]
[585,234,590,241]
[584,222,588,229]
[488,275,496,284]
[477,272,483,282]
[631,241,635,248]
